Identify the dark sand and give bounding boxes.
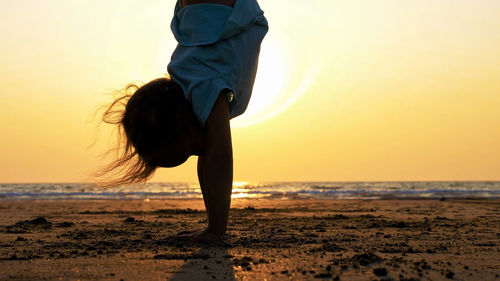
[0,199,499,280]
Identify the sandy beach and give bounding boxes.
[0,198,499,280]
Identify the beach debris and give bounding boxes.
[389,221,407,228]
[444,270,454,279]
[232,256,268,271]
[74,231,88,239]
[6,217,52,233]
[28,217,50,225]
[314,272,332,278]
[328,214,349,220]
[328,252,384,271]
[310,243,345,253]
[373,267,388,276]
[1,254,40,260]
[413,259,432,270]
[56,222,75,228]
[153,253,210,260]
[350,252,383,266]
[256,258,269,264]
[154,208,202,214]
[233,256,253,267]
[124,217,136,223]
[381,242,419,254]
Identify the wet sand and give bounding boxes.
[0,199,499,280]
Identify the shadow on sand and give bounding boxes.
[167,245,236,281]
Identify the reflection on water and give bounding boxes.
[168,246,236,281]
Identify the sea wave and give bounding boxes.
[0,182,499,200]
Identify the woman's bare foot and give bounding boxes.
[175,228,223,243]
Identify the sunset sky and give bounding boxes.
[1,0,499,183]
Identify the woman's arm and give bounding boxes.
[197,92,233,236]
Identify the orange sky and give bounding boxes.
[1,0,499,182]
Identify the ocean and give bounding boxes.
[0,181,499,200]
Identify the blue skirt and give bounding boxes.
[167,0,268,126]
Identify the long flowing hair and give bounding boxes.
[93,83,156,188]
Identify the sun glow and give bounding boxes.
[231,38,287,127]
[231,37,320,128]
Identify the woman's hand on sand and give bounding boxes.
[174,228,223,243]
